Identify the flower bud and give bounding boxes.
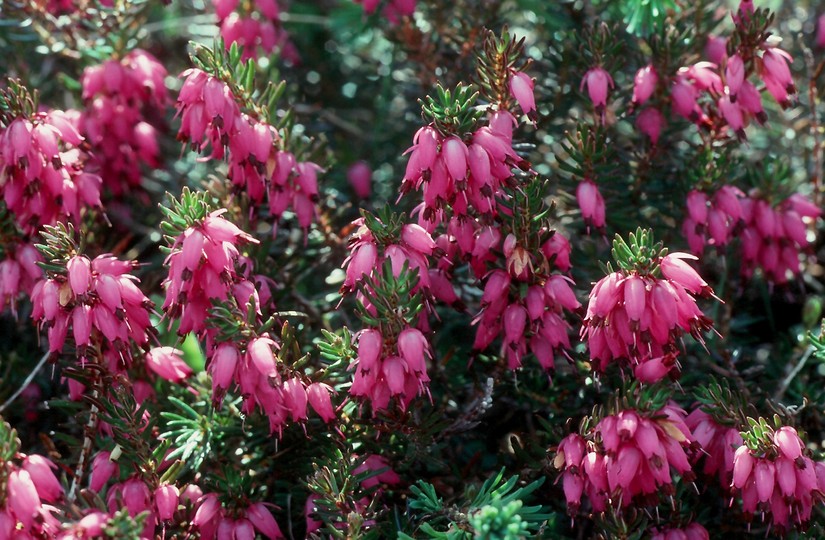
[632,65,658,105]
[307,383,335,423]
[67,255,92,296]
[22,455,63,503]
[155,484,180,521]
[347,161,372,199]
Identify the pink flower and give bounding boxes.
[581,67,614,111]
[659,252,709,295]
[576,180,606,230]
[671,79,700,121]
[247,503,284,539]
[725,54,745,97]
[347,161,372,198]
[773,426,803,460]
[146,347,192,383]
[67,255,92,296]
[718,94,746,138]
[635,107,665,144]
[632,65,658,105]
[155,484,180,521]
[307,382,336,423]
[818,14,825,48]
[7,469,42,527]
[89,451,119,492]
[705,36,728,64]
[760,48,795,94]
[22,455,63,503]
[509,71,537,120]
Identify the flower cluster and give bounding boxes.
[0,111,102,234]
[670,5,795,137]
[622,1,796,144]
[683,188,820,284]
[208,334,336,434]
[582,245,716,383]
[213,0,297,62]
[0,241,41,315]
[341,216,437,411]
[739,193,820,284]
[472,245,578,372]
[80,49,169,196]
[685,407,743,486]
[192,493,284,539]
[342,219,434,299]
[354,0,415,25]
[351,326,431,412]
[401,112,524,225]
[731,425,825,534]
[682,186,745,252]
[176,68,320,230]
[0,453,63,536]
[648,523,710,540]
[554,404,695,513]
[162,209,258,336]
[31,252,154,365]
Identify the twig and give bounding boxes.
[802,38,823,205]
[774,346,814,402]
[0,351,49,414]
[68,387,99,502]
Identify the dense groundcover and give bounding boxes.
[1,0,825,538]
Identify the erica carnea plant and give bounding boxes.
[1,0,825,538]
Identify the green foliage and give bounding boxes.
[356,260,423,329]
[610,227,665,275]
[693,377,750,427]
[420,83,483,137]
[306,450,387,539]
[102,508,149,539]
[0,77,38,123]
[475,28,530,111]
[315,327,356,371]
[401,470,548,539]
[0,417,19,464]
[622,0,679,37]
[556,123,615,184]
[158,187,215,245]
[159,390,238,473]
[35,221,83,273]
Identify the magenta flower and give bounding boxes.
[89,451,119,492]
[554,405,695,513]
[580,67,614,112]
[145,347,192,383]
[632,64,658,106]
[155,484,180,521]
[635,107,665,144]
[80,50,168,196]
[731,425,823,533]
[582,251,716,382]
[0,112,102,234]
[7,469,41,528]
[509,71,537,121]
[347,161,372,198]
[576,180,606,231]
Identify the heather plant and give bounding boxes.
[1,0,825,538]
